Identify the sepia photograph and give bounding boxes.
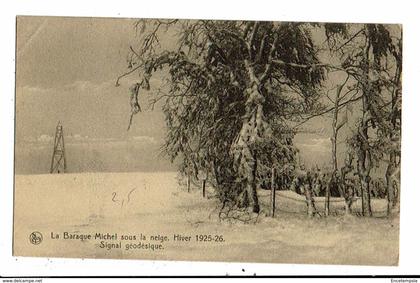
[13,15,402,266]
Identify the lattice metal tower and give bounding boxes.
[50,121,67,173]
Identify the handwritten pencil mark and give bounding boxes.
[112,192,118,202]
[127,188,136,203]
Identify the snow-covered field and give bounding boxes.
[13,172,399,265]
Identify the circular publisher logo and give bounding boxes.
[29,231,43,245]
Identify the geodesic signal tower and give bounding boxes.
[50,121,67,173]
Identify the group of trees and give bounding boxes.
[324,23,402,216]
[117,19,402,217]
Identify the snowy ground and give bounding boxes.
[13,172,399,265]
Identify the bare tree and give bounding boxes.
[324,74,355,215]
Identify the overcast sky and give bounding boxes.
[16,16,166,140]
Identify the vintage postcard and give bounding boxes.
[14,16,402,265]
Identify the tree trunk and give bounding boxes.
[356,74,373,217]
[187,175,191,193]
[360,174,372,217]
[325,174,332,216]
[238,190,249,208]
[326,83,342,217]
[386,153,400,215]
[344,199,352,214]
[386,154,395,215]
[303,183,316,217]
[339,162,353,215]
[231,64,267,214]
[270,167,276,217]
[357,121,373,218]
[386,54,401,215]
[393,181,400,213]
[246,153,260,213]
[343,182,353,215]
[202,179,206,198]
